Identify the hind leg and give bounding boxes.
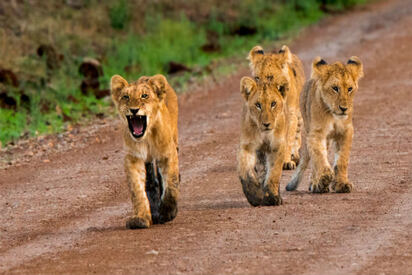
[283,110,299,170]
[125,155,152,229]
[157,149,180,223]
[286,140,309,191]
[145,162,162,224]
[291,112,303,165]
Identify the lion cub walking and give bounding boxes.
[237,48,297,206]
[286,57,363,193]
[111,74,179,229]
[248,45,305,170]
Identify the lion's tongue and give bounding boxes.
[131,117,143,135]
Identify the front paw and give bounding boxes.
[283,160,296,170]
[240,173,264,207]
[240,169,258,184]
[159,192,178,223]
[159,203,177,223]
[332,180,353,193]
[309,170,333,193]
[262,188,283,206]
[291,153,300,165]
[151,212,161,224]
[126,216,151,229]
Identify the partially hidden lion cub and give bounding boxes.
[248,45,305,170]
[286,57,363,193]
[111,74,179,229]
[237,75,287,207]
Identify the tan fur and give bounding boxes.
[111,74,179,228]
[286,56,363,193]
[237,76,287,206]
[248,45,305,170]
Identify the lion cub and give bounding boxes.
[286,57,363,193]
[237,75,287,206]
[111,74,179,228]
[248,45,305,170]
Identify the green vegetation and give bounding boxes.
[105,18,208,79]
[0,0,367,146]
[109,0,130,29]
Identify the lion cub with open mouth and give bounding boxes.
[111,74,179,229]
[286,57,363,193]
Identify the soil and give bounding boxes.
[1,0,412,274]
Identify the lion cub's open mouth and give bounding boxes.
[126,115,147,138]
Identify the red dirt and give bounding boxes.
[1,0,412,274]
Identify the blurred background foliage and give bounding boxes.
[0,0,366,146]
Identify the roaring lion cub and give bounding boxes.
[111,74,179,228]
[248,45,305,170]
[237,76,287,206]
[286,57,363,193]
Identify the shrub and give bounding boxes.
[109,0,130,30]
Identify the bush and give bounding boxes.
[0,109,26,143]
[105,17,207,79]
[109,0,130,30]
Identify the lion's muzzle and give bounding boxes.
[127,113,147,138]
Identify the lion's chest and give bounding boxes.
[126,142,149,161]
[126,135,172,163]
[326,118,349,140]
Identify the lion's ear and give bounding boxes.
[111,75,128,103]
[279,45,292,64]
[311,56,328,79]
[247,45,265,74]
[148,74,168,101]
[137,75,150,84]
[279,45,293,81]
[240,77,257,101]
[347,56,364,81]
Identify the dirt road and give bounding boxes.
[1,0,412,274]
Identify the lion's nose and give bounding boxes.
[263,123,271,128]
[130,108,139,115]
[339,106,348,113]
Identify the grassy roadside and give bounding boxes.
[0,0,367,147]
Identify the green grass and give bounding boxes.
[0,52,111,144]
[103,0,328,78]
[109,0,130,30]
[104,17,208,80]
[0,109,26,143]
[0,0,368,146]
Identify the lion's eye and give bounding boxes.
[348,87,353,93]
[122,95,129,100]
[278,85,285,93]
[332,86,339,93]
[254,76,260,82]
[271,101,277,108]
[255,102,261,109]
[141,94,148,99]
